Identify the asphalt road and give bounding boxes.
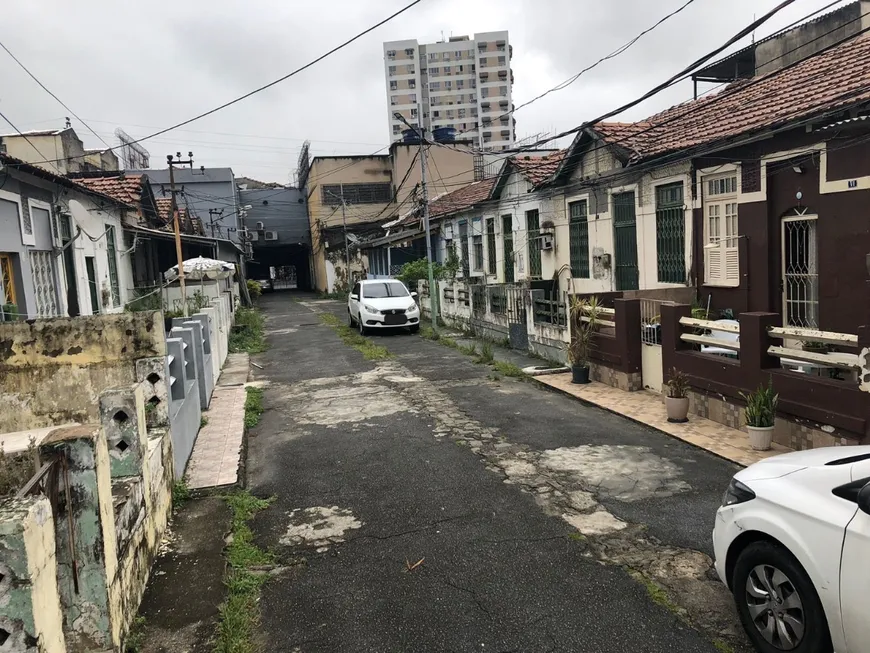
[247,292,745,653]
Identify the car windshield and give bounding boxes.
[362,282,409,299]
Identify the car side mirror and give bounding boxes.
[350,294,359,301]
[411,291,418,299]
[858,481,870,516]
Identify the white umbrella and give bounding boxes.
[164,256,235,282]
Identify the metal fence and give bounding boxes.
[471,284,487,317]
[533,294,567,327]
[640,298,667,346]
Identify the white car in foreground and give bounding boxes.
[713,446,870,653]
[348,279,420,334]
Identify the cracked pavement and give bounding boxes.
[247,293,749,652]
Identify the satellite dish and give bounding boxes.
[68,199,89,226]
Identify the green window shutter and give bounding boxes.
[486,218,496,275]
[655,183,685,284]
[526,209,541,279]
[568,200,589,278]
[502,214,514,282]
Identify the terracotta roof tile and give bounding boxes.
[511,150,566,186]
[75,175,146,206]
[592,34,870,159]
[427,176,497,220]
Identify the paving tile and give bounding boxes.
[186,384,247,490]
[536,374,791,467]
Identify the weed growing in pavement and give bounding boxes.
[492,360,529,380]
[487,373,502,382]
[200,416,209,429]
[477,342,495,364]
[457,343,477,356]
[171,480,191,510]
[244,387,265,429]
[627,569,683,617]
[318,291,346,300]
[420,326,440,341]
[123,616,147,653]
[229,308,268,354]
[568,532,586,542]
[215,491,274,653]
[318,314,393,361]
[712,640,735,653]
[439,337,459,349]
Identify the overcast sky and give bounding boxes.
[0,0,844,183]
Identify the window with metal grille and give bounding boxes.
[612,192,639,291]
[655,183,685,284]
[502,214,514,282]
[486,218,496,274]
[321,183,392,206]
[0,253,17,307]
[105,225,121,307]
[526,209,541,279]
[459,221,470,276]
[472,235,483,271]
[568,200,589,278]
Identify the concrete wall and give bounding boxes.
[240,187,310,245]
[0,311,165,432]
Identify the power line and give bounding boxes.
[0,109,54,163]
[0,39,112,149]
[8,0,425,169]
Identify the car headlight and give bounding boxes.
[722,478,756,506]
[363,304,379,314]
[407,303,418,311]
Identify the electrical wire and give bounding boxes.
[0,108,55,163]
[0,39,112,149]
[7,0,426,169]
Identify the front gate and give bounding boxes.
[506,285,528,350]
[613,192,639,291]
[640,298,665,393]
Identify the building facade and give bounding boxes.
[383,31,515,151]
[0,126,119,176]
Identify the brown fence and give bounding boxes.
[584,298,642,378]
[661,304,870,443]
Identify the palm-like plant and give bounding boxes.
[568,296,602,367]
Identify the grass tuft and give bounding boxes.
[712,640,735,653]
[477,342,495,364]
[319,314,393,361]
[124,615,147,653]
[244,387,265,429]
[420,326,440,341]
[492,360,529,379]
[457,343,477,356]
[171,480,191,509]
[215,491,274,653]
[229,308,268,354]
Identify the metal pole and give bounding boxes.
[417,118,438,332]
[340,183,351,287]
[167,155,188,317]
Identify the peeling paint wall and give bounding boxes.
[0,311,165,432]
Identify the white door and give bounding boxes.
[640,299,665,393]
[840,491,870,652]
[781,216,818,329]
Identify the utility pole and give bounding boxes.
[339,183,351,284]
[208,208,224,238]
[395,109,438,331]
[167,152,195,317]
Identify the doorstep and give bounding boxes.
[535,374,791,467]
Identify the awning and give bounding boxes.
[361,224,439,250]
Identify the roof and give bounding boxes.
[75,174,147,206]
[588,33,870,161]
[0,153,134,208]
[511,151,566,186]
[134,167,236,185]
[428,176,497,220]
[155,197,188,223]
[0,128,66,138]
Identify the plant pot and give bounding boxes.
[747,425,774,451]
[665,396,690,423]
[571,365,590,384]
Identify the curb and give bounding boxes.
[530,377,749,469]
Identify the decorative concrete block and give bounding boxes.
[135,357,171,429]
[172,321,211,409]
[98,386,148,480]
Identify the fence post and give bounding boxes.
[615,298,642,375]
[39,425,119,651]
[739,312,780,381]
[859,325,870,394]
[135,357,171,429]
[98,385,150,483]
[661,303,692,374]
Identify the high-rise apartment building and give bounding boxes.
[383,31,515,151]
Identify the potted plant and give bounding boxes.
[802,340,830,354]
[665,368,690,423]
[568,296,601,384]
[741,379,778,451]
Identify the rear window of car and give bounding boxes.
[362,282,409,298]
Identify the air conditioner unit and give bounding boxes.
[256,221,264,230]
[540,233,554,251]
[264,231,278,241]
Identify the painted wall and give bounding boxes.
[0,311,166,432]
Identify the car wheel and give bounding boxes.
[348,310,356,327]
[732,541,832,653]
[409,324,420,334]
[358,316,367,336]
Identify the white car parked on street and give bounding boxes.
[713,446,870,653]
[348,279,420,334]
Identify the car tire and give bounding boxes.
[358,317,367,336]
[732,541,832,653]
[409,324,420,334]
[348,310,356,327]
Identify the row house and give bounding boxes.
[0,153,134,319]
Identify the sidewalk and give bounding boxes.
[185,353,249,490]
[535,374,791,467]
[435,327,790,467]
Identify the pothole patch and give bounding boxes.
[562,510,627,535]
[539,444,691,501]
[280,506,362,551]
